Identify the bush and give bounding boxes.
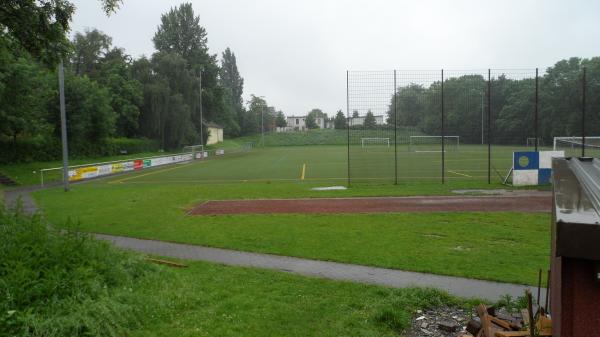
[105,137,160,155]
[0,137,61,164]
[231,128,426,147]
[0,137,159,164]
[0,204,157,337]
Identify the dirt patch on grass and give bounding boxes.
[189,194,551,215]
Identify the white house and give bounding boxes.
[285,115,326,131]
[348,115,385,126]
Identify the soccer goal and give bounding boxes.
[553,136,600,156]
[183,144,205,159]
[409,136,460,152]
[361,138,390,148]
[526,137,544,148]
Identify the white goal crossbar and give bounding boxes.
[361,138,390,148]
[553,136,600,150]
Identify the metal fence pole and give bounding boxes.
[58,60,69,192]
[535,68,539,152]
[441,69,445,184]
[393,70,398,184]
[582,67,586,157]
[487,69,491,184]
[346,70,350,186]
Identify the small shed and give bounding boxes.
[205,122,223,145]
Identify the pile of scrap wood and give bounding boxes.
[462,291,551,337]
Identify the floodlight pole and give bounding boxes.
[199,70,203,146]
[58,60,70,191]
[261,103,264,146]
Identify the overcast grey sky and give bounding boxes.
[70,0,600,116]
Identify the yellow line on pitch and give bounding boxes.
[300,163,306,180]
[109,163,193,184]
[447,170,472,178]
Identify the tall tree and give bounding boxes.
[305,114,318,129]
[71,28,112,76]
[275,111,287,127]
[46,70,115,155]
[153,3,209,70]
[307,108,326,129]
[334,110,347,129]
[364,110,377,129]
[0,55,53,145]
[152,3,222,142]
[220,48,244,108]
[0,0,122,66]
[220,47,244,136]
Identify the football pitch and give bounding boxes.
[31,143,551,286]
[105,144,539,185]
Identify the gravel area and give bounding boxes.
[405,306,472,337]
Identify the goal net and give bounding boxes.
[361,138,390,148]
[553,137,600,156]
[409,136,460,152]
[183,144,205,159]
[526,137,544,148]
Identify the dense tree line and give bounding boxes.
[0,2,282,163]
[387,58,600,144]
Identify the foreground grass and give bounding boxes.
[1,206,156,336]
[132,260,466,337]
[34,181,550,285]
[1,205,467,337]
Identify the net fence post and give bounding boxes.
[441,69,445,184]
[346,70,350,186]
[487,69,491,184]
[582,66,586,157]
[393,70,398,185]
[58,60,70,192]
[535,68,539,152]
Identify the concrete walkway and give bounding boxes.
[4,186,546,302]
[2,185,43,215]
[96,233,544,302]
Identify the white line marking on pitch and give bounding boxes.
[300,163,306,180]
[447,170,472,178]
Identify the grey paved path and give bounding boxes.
[95,233,545,302]
[2,185,43,215]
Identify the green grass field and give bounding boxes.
[132,260,467,337]
[73,144,540,185]
[31,143,551,286]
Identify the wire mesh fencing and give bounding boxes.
[347,66,598,185]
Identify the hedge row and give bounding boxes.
[0,138,160,164]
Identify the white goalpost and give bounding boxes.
[553,136,600,149]
[183,144,205,159]
[553,136,600,155]
[526,137,544,148]
[409,136,460,152]
[361,137,390,148]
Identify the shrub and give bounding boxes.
[0,137,160,164]
[0,204,157,337]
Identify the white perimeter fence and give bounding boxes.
[39,145,249,186]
